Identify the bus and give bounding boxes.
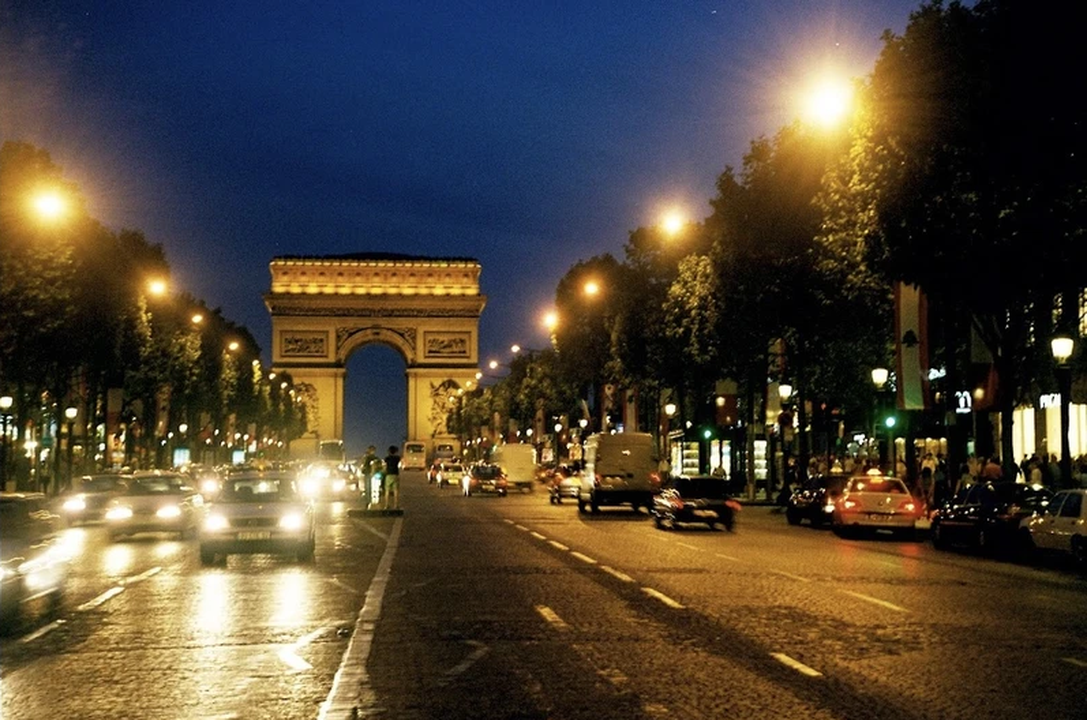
[318,439,346,464]
[402,442,428,471]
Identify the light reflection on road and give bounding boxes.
[195,572,230,636]
[101,543,136,578]
[271,569,311,627]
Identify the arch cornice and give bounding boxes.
[337,324,416,364]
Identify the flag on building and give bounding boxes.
[894,282,930,410]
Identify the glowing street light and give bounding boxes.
[803,73,854,129]
[543,310,559,332]
[191,313,204,325]
[227,340,240,352]
[660,208,687,237]
[147,279,168,297]
[583,280,600,297]
[30,190,69,222]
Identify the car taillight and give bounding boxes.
[649,472,661,487]
[672,497,684,510]
[898,500,917,513]
[842,499,858,510]
[594,474,602,488]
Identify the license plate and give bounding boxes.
[237,531,270,540]
[482,483,494,490]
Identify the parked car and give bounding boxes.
[103,471,204,541]
[651,475,738,531]
[60,473,129,525]
[785,472,846,527]
[462,463,508,497]
[548,463,582,504]
[930,481,1053,554]
[832,471,921,538]
[199,471,315,565]
[1,493,69,621]
[1021,488,1087,567]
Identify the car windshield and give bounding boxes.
[219,477,298,502]
[127,478,188,495]
[445,464,464,473]
[80,476,124,492]
[847,477,907,494]
[673,478,729,499]
[473,465,502,479]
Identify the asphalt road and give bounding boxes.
[2,471,1084,719]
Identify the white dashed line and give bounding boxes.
[437,640,490,687]
[353,521,389,541]
[548,540,569,551]
[1061,657,1087,668]
[771,653,823,677]
[122,566,162,585]
[514,524,529,532]
[279,626,326,672]
[599,565,635,583]
[839,590,908,613]
[529,531,547,540]
[502,519,515,524]
[770,569,812,583]
[77,586,125,611]
[535,604,570,630]
[19,619,65,644]
[714,553,740,562]
[327,577,357,595]
[570,551,597,565]
[676,542,700,551]
[642,587,684,609]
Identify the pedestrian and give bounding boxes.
[360,445,380,506]
[981,456,1003,481]
[383,445,401,510]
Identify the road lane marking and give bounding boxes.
[597,668,628,686]
[770,570,812,583]
[529,531,547,540]
[570,551,597,565]
[437,640,490,687]
[122,566,162,585]
[642,587,684,609]
[839,590,908,613]
[77,586,125,611]
[279,626,326,672]
[353,521,389,541]
[319,516,403,720]
[548,540,569,551]
[19,619,65,644]
[327,578,357,595]
[514,524,529,531]
[714,553,740,562]
[677,542,700,551]
[599,565,635,583]
[770,653,823,677]
[1062,657,1087,668]
[535,605,570,630]
[502,519,515,524]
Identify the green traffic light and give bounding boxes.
[702,428,713,440]
[884,416,897,429]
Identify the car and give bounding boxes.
[462,463,508,496]
[59,473,129,525]
[579,432,661,514]
[1,493,70,621]
[1021,488,1087,568]
[298,461,356,500]
[198,471,316,565]
[785,472,846,527]
[183,464,225,502]
[831,471,921,538]
[930,480,1053,554]
[435,461,465,489]
[548,464,582,504]
[103,471,205,541]
[651,475,738,531]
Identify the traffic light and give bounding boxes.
[883,413,897,429]
[701,426,714,440]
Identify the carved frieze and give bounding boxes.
[424,331,470,358]
[281,331,328,358]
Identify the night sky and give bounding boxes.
[1,0,923,456]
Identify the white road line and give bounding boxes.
[19,619,65,644]
[676,542,700,551]
[597,668,629,686]
[642,587,684,609]
[714,552,740,562]
[502,519,515,524]
[770,570,812,583]
[529,531,547,540]
[570,551,597,565]
[353,521,389,541]
[548,540,569,551]
[279,626,326,672]
[770,653,823,677]
[535,604,570,630]
[327,577,358,595]
[599,565,635,583]
[77,586,125,611]
[839,590,908,613]
[319,517,403,720]
[122,566,162,585]
[1061,657,1087,668]
[437,640,490,687]
[514,524,529,531]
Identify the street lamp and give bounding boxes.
[660,208,687,238]
[0,395,12,490]
[64,406,78,489]
[871,368,890,470]
[30,190,69,223]
[1051,336,1075,486]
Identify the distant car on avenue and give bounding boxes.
[60,473,129,525]
[199,471,315,565]
[103,472,204,541]
[651,476,738,531]
[1021,488,1087,567]
[832,471,921,538]
[785,472,846,527]
[462,463,508,497]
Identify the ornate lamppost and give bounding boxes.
[872,368,890,470]
[64,405,78,490]
[1051,336,1075,487]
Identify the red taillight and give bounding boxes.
[672,497,684,510]
[649,472,661,487]
[594,474,602,488]
[842,499,858,510]
[899,500,917,513]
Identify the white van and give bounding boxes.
[491,443,537,492]
[402,442,427,471]
[579,432,660,513]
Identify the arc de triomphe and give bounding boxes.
[264,254,485,456]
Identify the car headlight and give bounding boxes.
[204,514,229,531]
[156,505,183,519]
[279,513,304,531]
[200,479,220,495]
[204,514,229,532]
[331,478,346,492]
[63,496,87,513]
[105,506,133,521]
[823,503,836,513]
[300,479,320,497]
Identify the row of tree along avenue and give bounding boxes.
[0,141,308,493]
[451,1,1085,497]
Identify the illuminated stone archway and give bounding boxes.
[265,254,486,457]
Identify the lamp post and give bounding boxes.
[0,395,12,490]
[871,368,890,470]
[64,406,78,490]
[1051,336,1075,487]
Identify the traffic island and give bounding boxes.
[347,507,404,518]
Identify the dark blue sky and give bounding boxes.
[2,0,922,455]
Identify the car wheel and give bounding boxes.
[1016,527,1035,556]
[590,494,600,514]
[785,509,801,526]
[200,547,217,566]
[549,494,557,505]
